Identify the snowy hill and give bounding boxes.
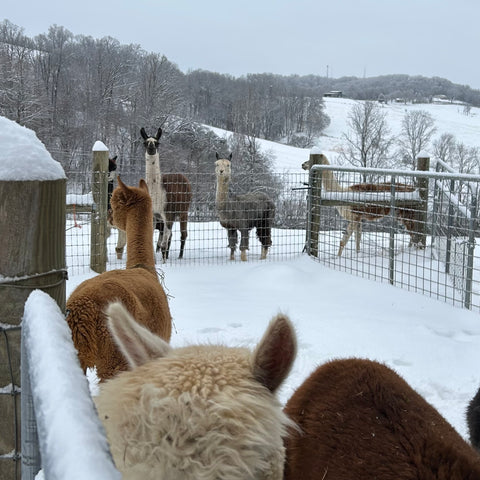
[211,97,480,172]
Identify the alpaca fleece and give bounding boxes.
[95,303,297,480]
[284,358,480,480]
[66,178,172,381]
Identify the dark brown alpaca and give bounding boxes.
[284,358,480,480]
[302,154,425,256]
[467,385,480,452]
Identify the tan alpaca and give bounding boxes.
[215,153,275,261]
[302,154,420,256]
[95,302,297,480]
[66,177,172,381]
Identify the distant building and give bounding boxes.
[323,90,343,98]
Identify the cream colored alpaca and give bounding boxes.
[95,302,297,480]
[302,154,419,256]
[215,153,275,261]
[66,177,172,381]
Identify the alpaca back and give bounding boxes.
[96,304,297,480]
[162,172,192,217]
[284,359,480,480]
[66,269,171,380]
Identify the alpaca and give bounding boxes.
[140,127,192,261]
[302,154,424,256]
[106,155,127,258]
[283,358,480,480]
[215,153,275,261]
[95,302,297,480]
[66,177,172,381]
[467,385,480,452]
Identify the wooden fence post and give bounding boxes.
[90,142,109,274]
[306,153,324,257]
[0,130,66,480]
[416,155,430,248]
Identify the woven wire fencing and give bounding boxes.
[66,170,310,276]
[306,161,480,313]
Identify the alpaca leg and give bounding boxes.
[256,224,272,260]
[161,221,173,261]
[115,229,127,259]
[338,221,356,256]
[227,229,238,260]
[239,228,250,262]
[178,215,188,259]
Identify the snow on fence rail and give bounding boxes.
[21,290,120,480]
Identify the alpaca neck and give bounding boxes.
[145,152,162,187]
[125,209,155,269]
[215,174,230,211]
[320,168,346,192]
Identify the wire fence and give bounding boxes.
[65,161,480,313]
[306,161,480,312]
[66,170,310,275]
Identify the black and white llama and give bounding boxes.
[214,153,275,261]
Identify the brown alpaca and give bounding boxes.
[95,302,297,480]
[66,177,172,381]
[302,154,424,256]
[284,359,480,480]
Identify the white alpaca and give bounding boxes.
[95,302,297,480]
[141,127,170,256]
[302,154,420,256]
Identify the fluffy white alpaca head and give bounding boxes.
[95,302,297,480]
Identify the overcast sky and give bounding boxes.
[3,0,480,89]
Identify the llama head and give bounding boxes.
[215,152,233,181]
[108,155,118,182]
[110,176,151,231]
[140,127,162,157]
[96,301,297,480]
[301,153,329,171]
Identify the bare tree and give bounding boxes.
[397,110,436,169]
[341,101,394,180]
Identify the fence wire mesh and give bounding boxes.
[66,170,310,275]
[64,163,480,313]
[307,163,480,312]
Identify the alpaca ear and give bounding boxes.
[252,314,297,393]
[156,128,162,140]
[105,302,171,369]
[111,155,117,162]
[140,127,148,140]
[116,175,128,192]
[138,178,149,193]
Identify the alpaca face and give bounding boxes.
[96,302,297,480]
[215,158,232,181]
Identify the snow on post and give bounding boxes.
[22,290,120,480]
[0,117,67,477]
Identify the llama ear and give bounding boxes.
[111,155,117,162]
[229,153,232,161]
[252,314,297,393]
[215,152,219,160]
[140,127,148,140]
[156,128,162,140]
[138,178,149,193]
[105,302,171,369]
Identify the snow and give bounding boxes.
[23,291,120,479]
[92,141,108,152]
[8,99,480,475]
[0,117,65,181]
